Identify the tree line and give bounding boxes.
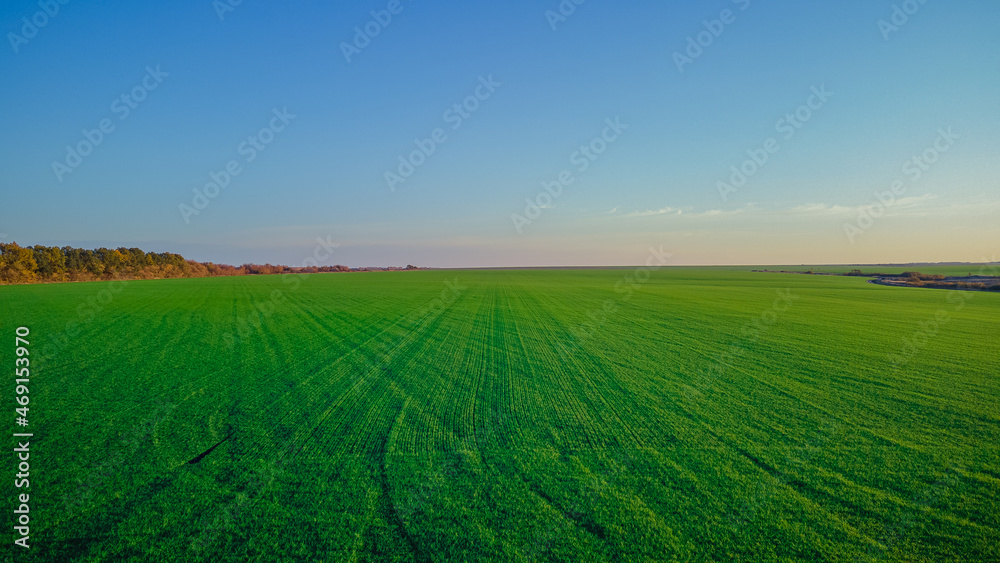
[0,242,352,285]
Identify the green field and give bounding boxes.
[3,269,998,562]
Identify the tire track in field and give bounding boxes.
[376,399,431,563]
[544,301,693,448]
[354,283,486,457]
[397,281,487,452]
[667,387,888,551]
[39,282,229,483]
[690,335,925,457]
[668,307,981,535]
[293,288,406,347]
[500,285,601,449]
[254,274,632,462]
[459,277,495,456]
[486,282,623,555]
[532,282,680,448]
[665,287,995,527]
[667,352,867,543]
[84,275,461,550]
[296,277,478,457]
[629,283,942,544]
[175,281,476,557]
[378,282,493,454]
[37,283,237,534]
[272,275,479,463]
[278,294,459,461]
[510,279,879,556]
[371,286,508,559]
[378,286,483,456]
[40,282,196,405]
[285,289,400,362]
[486,282,628,552]
[704,420,998,545]
[226,282,250,463]
[175,278,424,421]
[481,282,525,447]
[372,282,598,559]
[508,283,646,449]
[39,279,183,379]
[178,279,463,464]
[225,280,344,461]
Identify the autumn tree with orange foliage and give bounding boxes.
[0,242,355,285]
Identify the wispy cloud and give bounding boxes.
[608,194,998,224]
[617,206,749,220]
[626,206,683,217]
[881,193,940,217]
[786,203,854,216]
[837,193,1000,219]
[780,195,944,219]
[682,207,752,219]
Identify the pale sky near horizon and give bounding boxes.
[2,0,998,267]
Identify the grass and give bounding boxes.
[2,269,998,562]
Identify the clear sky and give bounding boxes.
[2,0,998,267]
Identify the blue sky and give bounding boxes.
[2,0,998,267]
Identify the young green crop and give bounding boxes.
[1,269,997,561]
